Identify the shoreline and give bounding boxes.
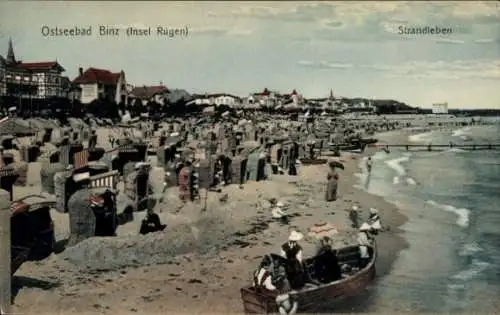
[12,149,410,315]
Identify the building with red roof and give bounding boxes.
[73,67,127,104]
[247,88,280,107]
[0,38,68,100]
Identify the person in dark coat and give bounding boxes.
[280,230,307,290]
[140,208,166,235]
[314,236,342,283]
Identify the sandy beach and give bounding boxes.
[11,134,409,314]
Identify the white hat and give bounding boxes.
[135,162,144,169]
[288,230,304,241]
[359,222,371,231]
[276,201,285,208]
[73,172,90,182]
[352,205,359,211]
[174,154,181,158]
[369,208,379,215]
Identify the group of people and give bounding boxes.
[252,230,344,315]
[252,206,382,314]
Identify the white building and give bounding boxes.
[432,102,448,114]
[73,67,127,104]
[188,93,241,107]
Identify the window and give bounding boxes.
[82,85,95,97]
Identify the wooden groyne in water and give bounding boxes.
[369,143,500,152]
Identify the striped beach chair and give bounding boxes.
[89,170,119,190]
[74,149,89,170]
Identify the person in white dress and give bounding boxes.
[367,208,382,233]
[357,223,374,267]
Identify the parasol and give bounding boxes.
[328,157,345,170]
[308,222,339,239]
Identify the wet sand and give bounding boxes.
[11,141,408,314]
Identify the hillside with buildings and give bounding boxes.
[2,37,492,117]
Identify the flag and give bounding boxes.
[74,149,89,169]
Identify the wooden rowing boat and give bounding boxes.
[299,158,327,165]
[240,243,377,313]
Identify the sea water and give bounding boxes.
[352,123,500,313]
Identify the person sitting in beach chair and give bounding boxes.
[314,236,342,283]
[280,230,307,290]
[139,208,166,235]
[357,223,374,267]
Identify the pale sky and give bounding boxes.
[1,1,499,109]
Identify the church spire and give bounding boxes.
[6,37,16,64]
[329,89,334,99]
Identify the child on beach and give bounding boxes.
[349,205,360,228]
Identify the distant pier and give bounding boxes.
[369,143,500,152]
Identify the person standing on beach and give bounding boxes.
[366,156,373,173]
[349,205,360,228]
[325,168,339,202]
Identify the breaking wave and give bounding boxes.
[446,148,466,153]
[425,200,471,228]
[385,155,410,176]
[408,131,433,142]
[452,127,471,137]
[450,259,491,281]
[405,177,416,185]
[459,242,484,257]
